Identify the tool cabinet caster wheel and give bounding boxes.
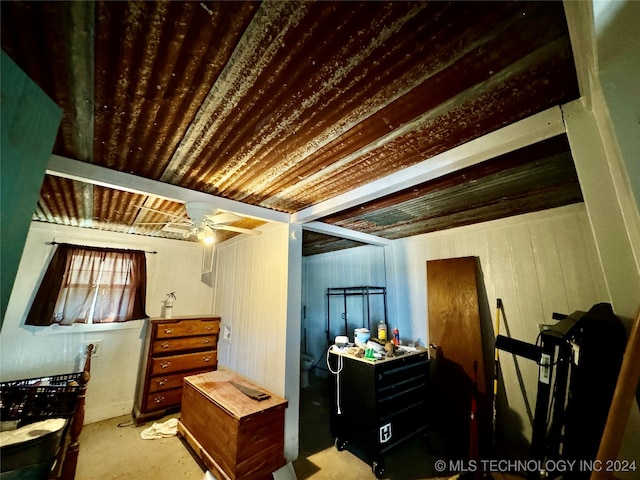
[372,460,385,478]
[334,437,346,451]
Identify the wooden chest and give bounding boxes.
[178,369,288,480]
[133,316,220,425]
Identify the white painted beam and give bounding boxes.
[47,105,567,235]
[292,106,566,224]
[46,154,290,223]
[562,0,596,109]
[303,221,392,246]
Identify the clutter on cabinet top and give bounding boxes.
[340,338,412,361]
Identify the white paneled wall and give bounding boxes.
[301,245,386,365]
[213,224,289,392]
[212,223,300,461]
[388,203,609,441]
[0,222,214,423]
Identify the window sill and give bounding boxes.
[32,319,146,335]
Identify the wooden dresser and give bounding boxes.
[178,369,288,480]
[133,316,220,425]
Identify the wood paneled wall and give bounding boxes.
[388,203,609,442]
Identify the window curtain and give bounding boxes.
[25,244,148,326]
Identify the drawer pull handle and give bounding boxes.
[161,342,170,349]
[202,339,211,344]
[203,356,212,362]
[164,328,174,334]
[160,361,171,369]
[206,325,213,330]
[157,378,168,386]
[154,396,165,404]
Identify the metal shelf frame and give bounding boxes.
[326,286,388,344]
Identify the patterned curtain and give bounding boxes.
[25,244,148,326]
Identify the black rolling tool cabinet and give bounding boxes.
[328,348,431,478]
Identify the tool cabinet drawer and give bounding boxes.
[377,380,429,418]
[375,352,429,389]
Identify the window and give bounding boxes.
[26,244,148,326]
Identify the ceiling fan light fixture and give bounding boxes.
[196,223,215,244]
[203,233,215,245]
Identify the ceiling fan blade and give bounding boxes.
[212,224,262,235]
[162,224,195,234]
[135,204,188,221]
[137,221,191,226]
[185,202,215,222]
[205,211,242,224]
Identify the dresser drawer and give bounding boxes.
[150,350,217,376]
[152,335,217,354]
[143,387,184,412]
[155,319,220,339]
[148,367,214,393]
[147,371,185,393]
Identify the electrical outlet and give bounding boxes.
[80,340,103,358]
[223,325,232,342]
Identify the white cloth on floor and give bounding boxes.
[139,417,178,440]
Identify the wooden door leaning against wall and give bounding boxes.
[427,257,491,459]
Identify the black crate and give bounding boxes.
[0,373,83,425]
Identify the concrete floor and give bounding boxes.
[76,374,518,480]
[293,373,445,480]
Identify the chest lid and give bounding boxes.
[184,369,288,420]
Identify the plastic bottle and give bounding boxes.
[393,326,400,345]
[377,320,387,341]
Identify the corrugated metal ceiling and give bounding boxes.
[1,0,581,254]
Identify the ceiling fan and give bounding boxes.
[137,201,261,243]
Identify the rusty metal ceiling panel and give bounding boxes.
[317,135,583,240]
[93,1,260,178]
[2,1,581,253]
[302,230,368,257]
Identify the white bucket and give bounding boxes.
[354,328,370,346]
